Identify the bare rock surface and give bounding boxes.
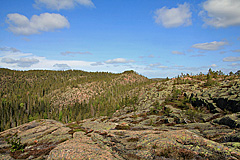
[48,122,240,160]
[1,109,240,159]
[0,119,71,160]
[48,132,122,160]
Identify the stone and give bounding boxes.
[214,114,240,128]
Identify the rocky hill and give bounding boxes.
[0,69,240,159]
[0,69,150,131]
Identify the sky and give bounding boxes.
[0,0,240,78]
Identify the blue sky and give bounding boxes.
[0,0,240,78]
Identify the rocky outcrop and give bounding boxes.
[47,112,240,160]
[48,127,240,160]
[1,110,240,160]
[0,119,71,160]
[188,79,240,113]
[48,131,122,160]
[214,113,240,128]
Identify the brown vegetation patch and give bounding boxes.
[9,142,58,159]
[154,146,197,159]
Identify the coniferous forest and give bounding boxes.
[0,68,151,131]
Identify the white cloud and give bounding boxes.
[154,2,192,28]
[192,41,228,50]
[61,51,92,56]
[75,0,94,6]
[0,47,33,59]
[0,52,32,59]
[1,58,17,64]
[148,54,155,58]
[35,58,93,70]
[53,63,71,70]
[1,57,40,67]
[174,65,184,68]
[190,54,204,57]
[149,63,161,67]
[229,63,240,66]
[6,13,70,35]
[0,47,87,69]
[219,51,226,54]
[211,64,217,67]
[200,0,240,28]
[90,62,104,66]
[34,0,95,10]
[0,55,92,70]
[172,51,185,55]
[22,37,31,42]
[0,47,20,52]
[104,58,135,64]
[158,66,168,69]
[232,49,240,53]
[139,55,156,58]
[144,67,153,70]
[0,47,149,75]
[223,56,240,62]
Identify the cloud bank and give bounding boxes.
[1,57,40,67]
[53,63,71,70]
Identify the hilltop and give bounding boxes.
[0,68,240,159]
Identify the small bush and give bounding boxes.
[5,132,25,152]
[163,107,172,116]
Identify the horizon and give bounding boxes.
[0,0,240,78]
[1,67,237,79]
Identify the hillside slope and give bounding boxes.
[0,69,150,131]
[0,71,240,159]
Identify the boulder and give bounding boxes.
[214,113,240,128]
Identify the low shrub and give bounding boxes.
[5,132,25,152]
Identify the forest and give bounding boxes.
[0,68,152,131]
